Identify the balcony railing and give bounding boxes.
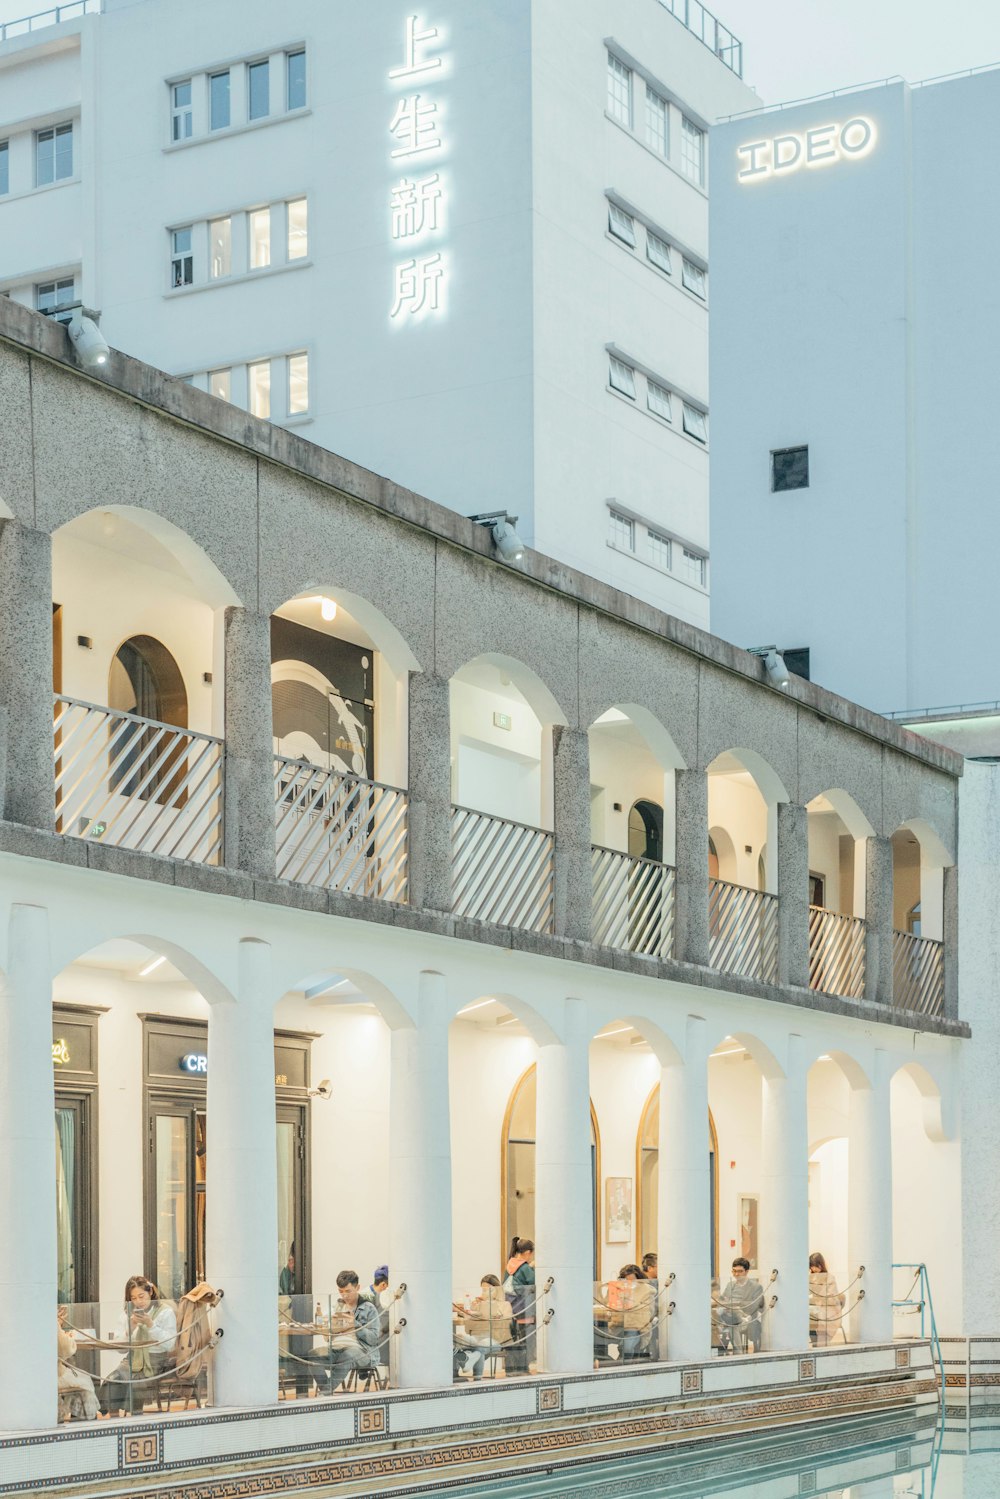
[808,906,865,1000]
[709,878,778,983]
[591,846,676,960]
[274,757,408,903]
[656,0,743,76]
[451,806,554,934]
[0,0,100,42]
[53,695,223,864]
[893,930,944,1016]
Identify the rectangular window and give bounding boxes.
[647,380,672,422]
[286,49,306,110]
[287,352,309,414]
[171,226,193,287]
[0,141,8,196]
[771,445,810,492]
[36,277,75,314]
[609,510,634,551]
[681,547,706,586]
[171,80,193,141]
[209,70,231,130]
[35,122,73,186]
[209,217,231,278]
[682,257,707,299]
[287,197,308,260]
[248,59,270,120]
[646,230,671,274]
[607,54,632,127]
[609,355,636,399]
[249,207,271,268]
[646,529,672,569]
[608,203,636,248]
[682,403,708,443]
[645,88,669,157]
[208,368,231,402]
[248,359,271,418]
[680,116,704,184]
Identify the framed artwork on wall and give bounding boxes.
[738,1192,759,1269]
[606,1176,633,1245]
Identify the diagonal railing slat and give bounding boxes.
[591,845,676,959]
[892,929,944,1016]
[808,905,866,999]
[274,756,408,903]
[708,877,778,982]
[451,806,554,934]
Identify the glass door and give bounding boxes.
[149,1103,196,1299]
[55,1095,92,1303]
[276,1104,308,1292]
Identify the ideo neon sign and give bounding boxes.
[737,117,876,182]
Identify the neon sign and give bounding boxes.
[52,1038,71,1066]
[180,1052,208,1075]
[737,117,876,182]
[388,14,447,320]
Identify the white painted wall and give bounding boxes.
[707,771,769,888]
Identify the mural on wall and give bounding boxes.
[271,616,375,780]
[738,1193,759,1268]
[605,1176,633,1245]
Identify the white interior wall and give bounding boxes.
[588,726,676,860]
[707,774,769,889]
[807,1062,851,1287]
[450,678,543,825]
[588,1041,659,1279]
[891,1069,962,1334]
[807,812,842,911]
[708,1052,764,1272]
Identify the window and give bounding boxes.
[287,352,309,414]
[682,257,707,299]
[647,380,672,422]
[209,70,231,130]
[608,203,636,248]
[771,445,809,492]
[286,49,306,110]
[646,230,671,274]
[645,88,669,157]
[681,547,706,586]
[287,197,308,259]
[248,359,271,418]
[208,368,231,402]
[35,123,73,186]
[782,646,811,680]
[36,278,75,315]
[646,529,671,569]
[249,208,271,268]
[682,403,708,443]
[681,116,704,184]
[609,355,636,400]
[609,509,634,550]
[210,217,231,278]
[171,80,193,141]
[171,227,193,287]
[248,59,270,120]
[607,54,632,127]
[0,141,8,196]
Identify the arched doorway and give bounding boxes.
[108,635,188,801]
[635,1084,718,1277]
[628,799,663,862]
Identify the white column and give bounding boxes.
[848,1050,893,1343]
[535,997,593,1374]
[760,1035,809,1350]
[658,1017,711,1361]
[389,970,453,1388]
[0,904,57,1428]
[207,938,279,1406]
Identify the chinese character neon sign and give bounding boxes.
[737,117,876,182]
[389,14,447,320]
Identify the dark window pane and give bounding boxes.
[782,647,811,681]
[771,445,809,492]
[248,60,269,120]
[287,50,306,110]
[210,70,230,130]
[0,142,9,195]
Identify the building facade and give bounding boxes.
[0,0,757,628]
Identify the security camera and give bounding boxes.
[67,311,111,370]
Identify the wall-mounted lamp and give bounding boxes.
[320,597,337,622]
[468,510,526,566]
[748,644,791,690]
[67,308,110,370]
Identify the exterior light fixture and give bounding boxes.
[67,308,111,370]
[320,597,337,622]
[748,644,791,690]
[308,1079,334,1100]
[468,510,526,567]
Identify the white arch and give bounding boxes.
[891,1060,953,1143]
[51,931,235,1005]
[53,505,241,610]
[808,788,876,842]
[589,703,686,771]
[452,652,568,727]
[893,818,954,868]
[707,746,790,805]
[277,584,420,677]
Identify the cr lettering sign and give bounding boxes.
[737,117,876,182]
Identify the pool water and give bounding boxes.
[403,1405,1000,1497]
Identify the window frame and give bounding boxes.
[607,203,636,249]
[682,402,708,445]
[645,229,672,275]
[680,116,705,185]
[286,49,307,111]
[644,86,669,158]
[209,69,231,131]
[287,351,309,416]
[608,509,635,552]
[682,257,707,300]
[208,368,232,402]
[248,206,272,269]
[171,80,193,142]
[646,379,672,423]
[35,121,74,187]
[608,355,637,401]
[771,445,810,493]
[681,547,707,587]
[170,226,194,288]
[248,358,271,419]
[286,197,308,260]
[607,53,632,128]
[0,140,8,196]
[209,216,232,279]
[247,58,270,121]
[645,528,672,570]
[36,277,76,315]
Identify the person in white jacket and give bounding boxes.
[99,1275,177,1414]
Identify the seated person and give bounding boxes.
[279,1245,297,1296]
[808,1252,846,1346]
[57,1306,99,1422]
[453,1275,513,1378]
[365,1265,392,1344]
[323,1270,381,1390]
[604,1265,656,1361]
[714,1258,764,1352]
[641,1252,658,1286]
[100,1276,177,1414]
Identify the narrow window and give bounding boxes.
[647,380,672,422]
[607,203,636,248]
[286,49,306,110]
[208,368,232,402]
[646,529,671,569]
[209,217,232,279]
[680,116,704,184]
[286,197,308,260]
[248,59,270,121]
[609,510,635,550]
[248,359,271,418]
[681,547,707,586]
[36,277,75,315]
[682,403,708,443]
[287,352,309,414]
[36,122,73,186]
[249,207,271,268]
[771,446,809,492]
[209,70,231,131]
[171,226,193,287]
[645,88,669,157]
[682,257,707,299]
[171,80,193,141]
[0,141,9,196]
[607,54,632,127]
[609,355,636,400]
[646,230,671,274]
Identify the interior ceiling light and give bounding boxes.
[139,955,166,978]
[598,1024,634,1039]
[320,597,337,622]
[458,998,495,1016]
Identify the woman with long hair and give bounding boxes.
[808,1252,846,1346]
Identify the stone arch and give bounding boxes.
[588,703,686,772]
[52,505,241,610]
[270,584,420,679]
[706,746,790,806]
[451,652,569,728]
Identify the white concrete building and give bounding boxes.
[0,0,757,629]
[708,69,1000,713]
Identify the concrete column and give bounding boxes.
[848,1051,893,1344]
[207,939,279,1406]
[0,522,54,830]
[223,608,275,878]
[0,904,57,1427]
[658,1016,711,1361]
[389,971,453,1388]
[864,836,894,1007]
[942,864,959,1020]
[551,725,592,943]
[674,769,709,966]
[406,673,453,912]
[777,803,809,989]
[535,999,593,1373]
[760,1036,809,1350]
